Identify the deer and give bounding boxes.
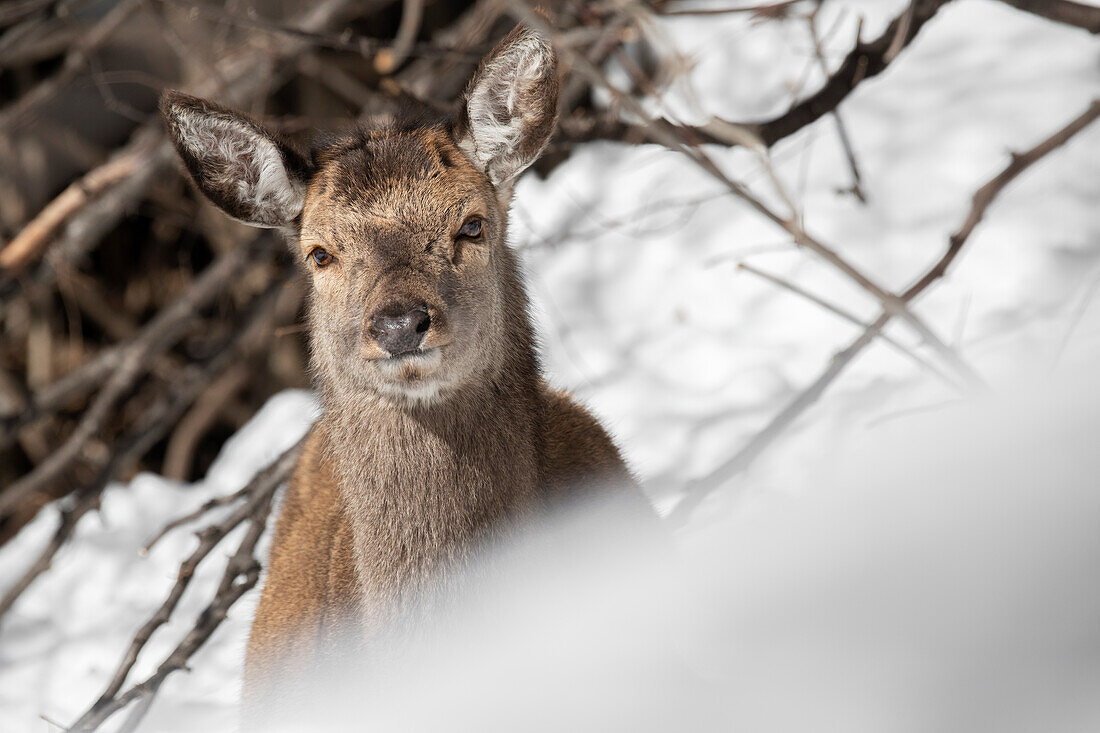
[160,24,649,729]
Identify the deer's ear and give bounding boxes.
[455,26,559,186]
[160,91,310,228]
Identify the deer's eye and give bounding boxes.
[309,247,334,268]
[457,217,483,240]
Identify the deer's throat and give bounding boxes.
[319,386,540,630]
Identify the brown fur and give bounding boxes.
[160,26,648,731]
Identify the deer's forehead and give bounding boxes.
[303,129,487,232]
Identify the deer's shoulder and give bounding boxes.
[536,384,633,495]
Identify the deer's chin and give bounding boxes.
[375,379,446,405]
[370,348,448,404]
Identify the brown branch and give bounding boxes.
[905,99,1100,300]
[994,0,1100,33]
[571,0,951,149]
[0,0,382,285]
[0,485,92,620]
[157,0,474,63]
[668,97,1100,524]
[395,0,510,103]
[140,480,250,554]
[70,482,277,733]
[0,0,60,29]
[807,8,866,202]
[0,126,176,304]
[667,311,889,525]
[0,125,158,270]
[162,362,250,481]
[0,16,79,68]
[71,436,304,732]
[0,381,205,622]
[657,1,801,17]
[0,239,270,517]
[746,0,948,146]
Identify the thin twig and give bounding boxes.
[883,0,918,63]
[657,1,801,17]
[807,7,866,201]
[905,98,1100,299]
[572,0,952,149]
[141,482,249,554]
[736,262,958,387]
[669,311,890,524]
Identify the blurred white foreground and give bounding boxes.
[270,342,1100,733]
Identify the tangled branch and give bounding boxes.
[669,97,1100,522]
[67,436,304,732]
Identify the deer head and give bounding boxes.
[161,27,559,406]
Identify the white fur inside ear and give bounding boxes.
[174,110,303,226]
[459,35,554,185]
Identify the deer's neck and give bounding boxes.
[317,325,542,629]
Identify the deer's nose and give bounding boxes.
[369,302,431,357]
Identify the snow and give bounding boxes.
[3,2,1100,731]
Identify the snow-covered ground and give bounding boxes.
[3,1,1100,730]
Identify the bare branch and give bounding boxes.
[904,99,1100,300]
[69,481,277,733]
[806,8,866,202]
[0,277,287,622]
[572,0,952,150]
[141,481,249,555]
[669,97,1100,523]
[156,0,473,64]
[0,0,383,284]
[0,485,92,620]
[162,363,250,481]
[736,262,958,388]
[0,124,158,270]
[0,0,61,29]
[668,310,890,524]
[513,1,982,388]
[0,239,270,517]
[994,0,1100,33]
[657,1,801,17]
[72,436,304,731]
